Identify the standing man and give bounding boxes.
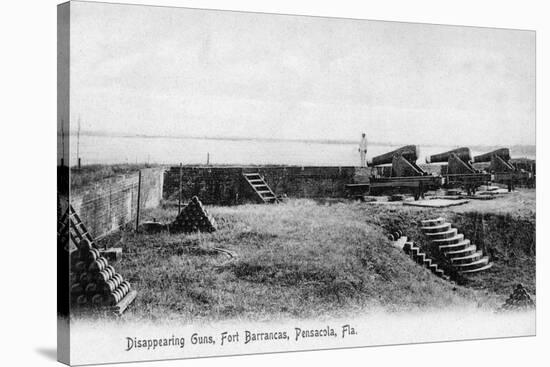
[358,133,368,167]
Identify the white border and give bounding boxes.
[1,0,546,366]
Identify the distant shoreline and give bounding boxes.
[64,130,536,154]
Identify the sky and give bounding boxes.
[69,1,535,147]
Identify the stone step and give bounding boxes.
[420,217,445,227]
[392,236,408,250]
[454,256,490,269]
[426,228,458,240]
[413,252,425,263]
[444,244,477,257]
[450,251,484,264]
[401,241,451,281]
[459,262,493,274]
[421,223,451,233]
[439,239,471,252]
[432,234,464,245]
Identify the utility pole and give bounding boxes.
[77,116,81,169]
[135,170,142,232]
[60,120,65,167]
[178,163,183,214]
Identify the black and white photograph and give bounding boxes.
[55,1,536,365]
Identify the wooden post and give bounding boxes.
[178,163,183,214]
[207,152,210,165]
[135,170,142,232]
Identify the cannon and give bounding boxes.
[473,148,511,164]
[368,145,419,167]
[426,147,491,195]
[473,148,531,191]
[360,145,441,200]
[367,145,426,178]
[426,147,471,164]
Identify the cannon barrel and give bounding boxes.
[426,147,472,164]
[367,145,419,166]
[473,148,511,163]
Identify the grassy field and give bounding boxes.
[89,195,536,322]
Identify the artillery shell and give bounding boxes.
[87,248,100,261]
[105,293,117,306]
[96,269,110,283]
[112,289,123,303]
[89,257,107,272]
[105,265,115,278]
[103,279,116,293]
[118,282,130,296]
[122,281,132,293]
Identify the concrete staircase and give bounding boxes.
[420,217,493,274]
[403,241,451,281]
[390,232,450,281]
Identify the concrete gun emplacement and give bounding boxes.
[472,148,530,191]
[425,147,490,195]
[365,145,440,200]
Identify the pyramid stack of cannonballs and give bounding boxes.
[500,284,535,311]
[70,238,136,314]
[171,196,217,233]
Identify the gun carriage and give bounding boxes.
[426,147,491,195]
[365,145,441,200]
[473,148,531,192]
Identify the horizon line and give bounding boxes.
[60,129,536,149]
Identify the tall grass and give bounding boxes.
[95,199,502,322]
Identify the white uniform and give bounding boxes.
[359,136,368,167]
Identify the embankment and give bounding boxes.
[374,206,535,296]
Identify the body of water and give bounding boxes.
[69,135,535,167]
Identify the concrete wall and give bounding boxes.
[71,167,164,239]
[163,165,356,205]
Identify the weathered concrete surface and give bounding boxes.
[71,167,164,239]
[163,165,356,205]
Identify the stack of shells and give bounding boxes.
[70,238,132,308]
[171,196,217,233]
[388,229,403,242]
[500,284,535,311]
